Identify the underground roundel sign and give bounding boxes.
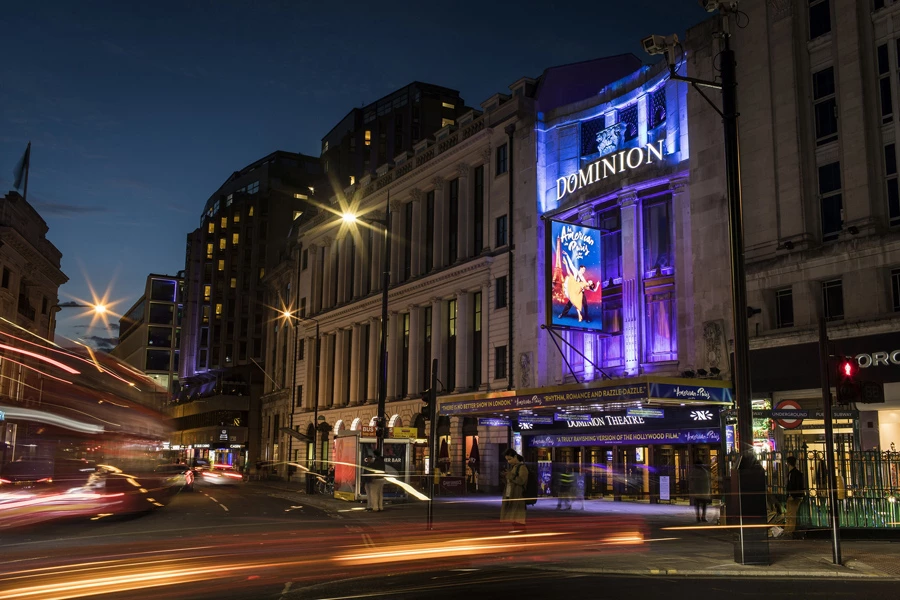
[774,399,804,430]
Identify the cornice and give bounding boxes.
[0,227,68,287]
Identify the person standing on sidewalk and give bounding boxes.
[690,459,712,522]
[557,467,574,510]
[364,451,386,512]
[784,456,805,538]
[500,449,528,532]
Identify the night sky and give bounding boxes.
[0,0,710,347]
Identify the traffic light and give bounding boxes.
[836,357,861,405]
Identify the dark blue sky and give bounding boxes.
[0,0,710,345]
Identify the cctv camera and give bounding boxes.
[642,34,669,56]
[701,0,738,12]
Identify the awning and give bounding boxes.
[280,427,312,442]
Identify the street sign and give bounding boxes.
[774,399,804,429]
[861,381,885,404]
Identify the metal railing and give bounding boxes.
[756,450,900,529]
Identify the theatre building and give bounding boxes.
[438,54,745,501]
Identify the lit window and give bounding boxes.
[206,243,213,259]
[350,175,355,185]
[365,130,372,146]
[208,222,215,234]
[219,237,226,250]
[230,277,237,289]
[259,267,265,279]
[249,205,254,217]
[233,213,240,224]
[323,141,329,152]
[294,193,308,200]
[218,259,225,271]
[293,211,302,221]
[221,217,227,229]
[442,102,455,109]
[442,118,455,128]
[215,303,223,316]
[203,285,211,301]
[232,233,239,245]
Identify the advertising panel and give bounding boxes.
[359,439,409,499]
[333,435,358,501]
[547,220,604,332]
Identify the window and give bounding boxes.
[813,67,838,145]
[422,306,432,391]
[301,248,308,270]
[296,384,303,408]
[203,285,211,302]
[442,118,455,128]
[818,162,843,241]
[474,165,484,253]
[878,44,893,124]
[206,243,213,259]
[449,178,459,263]
[219,237,226,250]
[473,292,482,388]
[875,0,886,10]
[217,259,225,271]
[293,211,302,221]
[249,205,254,217]
[447,299,457,392]
[496,276,508,308]
[775,288,794,328]
[147,326,172,347]
[364,130,371,146]
[496,215,508,247]
[220,217,227,229]
[823,279,844,321]
[259,267,266,279]
[41,296,48,315]
[232,233,239,245]
[299,297,307,318]
[495,345,507,380]
[247,181,259,194]
[885,144,900,227]
[233,213,240,224]
[350,175,355,186]
[215,303,223,317]
[151,279,176,301]
[643,197,672,273]
[298,338,305,360]
[208,222,215,234]
[149,303,174,325]
[809,0,831,40]
[146,350,170,371]
[892,268,900,312]
[425,190,435,272]
[230,277,237,289]
[496,144,508,175]
[442,102,455,109]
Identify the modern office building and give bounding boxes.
[320,82,470,191]
[171,151,323,469]
[110,273,184,394]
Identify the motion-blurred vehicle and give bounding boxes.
[196,463,244,486]
[154,463,195,492]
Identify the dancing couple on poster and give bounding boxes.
[559,254,597,323]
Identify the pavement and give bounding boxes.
[254,479,900,580]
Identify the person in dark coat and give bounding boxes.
[784,456,805,538]
[689,459,712,523]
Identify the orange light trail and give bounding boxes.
[0,344,80,374]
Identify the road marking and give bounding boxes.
[361,533,375,548]
[220,504,229,512]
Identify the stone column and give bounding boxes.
[456,163,472,260]
[354,228,368,298]
[409,190,422,277]
[389,200,402,285]
[306,335,317,409]
[317,332,332,408]
[454,290,471,392]
[637,92,649,147]
[321,237,333,309]
[480,278,491,390]
[349,323,361,405]
[367,316,380,403]
[432,177,446,269]
[430,297,446,386]
[333,329,346,406]
[481,148,491,250]
[371,218,384,292]
[338,234,352,304]
[386,311,400,400]
[619,191,641,374]
[309,245,322,313]
[407,305,421,397]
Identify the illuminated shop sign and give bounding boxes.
[518,408,720,433]
[441,382,732,416]
[529,428,721,448]
[554,413,592,422]
[547,220,604,333]
[855,349,900,368]
[628,408,664,418]
[519,415,554,425]
[556,140,666,202]
[478,418,510,427]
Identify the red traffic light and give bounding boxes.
[840,360,856,378]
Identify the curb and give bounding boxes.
[534,564,890,579]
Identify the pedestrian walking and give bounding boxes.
[364,451,386,512]
[556,467,575,510]
[784,456,805,538]
[689,459,712,523]
[500,449,528,532]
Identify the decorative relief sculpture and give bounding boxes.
[703,319,727,371]
[596,122,627,156]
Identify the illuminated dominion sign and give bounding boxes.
[556,140,666,202]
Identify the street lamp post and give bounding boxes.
[48,301,107,339]
[282,309,319,490]
[342,203,391,455]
